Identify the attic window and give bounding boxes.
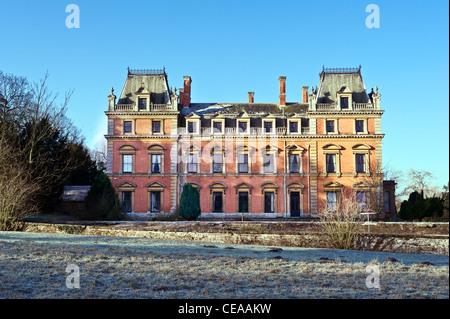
[138,97,147,110]
[340,97,349,109]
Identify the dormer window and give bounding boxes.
[188,121,196,134]
[212,119,224,134]
[138,97,147,110]
[340,96,349,109]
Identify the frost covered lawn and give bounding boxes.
[0,232,448,299]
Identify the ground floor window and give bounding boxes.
[122,191,132,212]
[264,192,275,213]
[326,191,337,211]
[213,191,223,212]
[238,191,249,213]
[150,191,161,212]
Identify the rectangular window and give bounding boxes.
[151,154,161,173]
[289,154,300,173]
[264,121,273,133]
[384,191,390,212]
[150,191,161,212]
[340,96,349,109]
[238,121,248,133]
[357,192,367,211]
[187,154,197,173]
[212,153,223,173]
[213,192,223,212]
[356,154,365,173]
[327,192,337,211]
[326,154,336,173]
[238,192,249,213]
[213,121,222,133]
[122,154,133,173]
[138,97,147,110]
[356,120,364,133]
[289,121,298,133]
[124,121,132,133]
[263,154,274,173]
[187,122,196,134]
[326,120,335,133]
[122,191,132,212]
[264,192,274,213]
[152,121,161,133]
[238,154,248,173]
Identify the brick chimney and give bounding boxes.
[180,76,192,107]
[302,86,309,103]
[279,76,286,106]
[248,92,254,103]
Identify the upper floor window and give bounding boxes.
[138,97,147,110]
[263,154,274,173]
[238,121,248,134]
[124,121,133,134]
[212,153,223,173]
[289,154,300,173]
[122,154,133,173]
[326,154,336,173]
[326,120,335,133]
[355,120,364,133]
[355,154,366,173]
[187,154,198,173]
[151,154,161,173]
[212,121,223,134]
[152,120,161,134]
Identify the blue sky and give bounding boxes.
[0,0,448,189]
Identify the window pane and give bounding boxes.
[122,191,132,212]
[357,192,367,210]
[326,120,334,133]
[340,97,349,109]
[138,98,147,109]
[238,121,247,133]
[290,154,300,173]
[153,121,161,133]
[124,121,132,133]
[188,122,195,133]
[238,154,248,173]
[264,192,274,213]
[238,192,249,213]
[151,191,161,212]
[356,120,364,132]
[152,154,161,173]
[123,154,132,173]
[289,121,298,133]
[187,154,197,173]
[213,192,223,212]
[264,121,273,133]
[213,121,222,133]
[326,154,336,173]
[213,153,222,173]
[327,192,337,211]
[263,154,274,173]
[356,154,365,173]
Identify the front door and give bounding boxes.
[213,192,223,212]
[290,192,300,217]
[122,191,132,212]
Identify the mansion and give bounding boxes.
[105,66,396,219]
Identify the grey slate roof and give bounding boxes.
[118,73,171,105]
[181,102,308,117]
[317,69,369,104]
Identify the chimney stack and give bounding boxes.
[181,76,192,107]
[302,86,309,103]
[248,92,254,103]
[279,76,286,106]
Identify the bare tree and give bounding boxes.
[405,169,436,197]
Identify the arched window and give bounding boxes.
[147,181,166,213]
[118,145,137,175]
[235,182,252,213]
[352,144,371,176]
[209,182,227,213]
[322,144,342,176]
[148,144,166,175]
[261,182,278,213]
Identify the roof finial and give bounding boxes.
[111,87,114,94]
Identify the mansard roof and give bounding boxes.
[117,68,171,105]
[317,66,370,104]
[181,102,308,117]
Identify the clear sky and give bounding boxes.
[0,0,448,190]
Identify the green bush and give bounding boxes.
[399,191,444,221]
[178,183,201,220]
[84,172,121,221]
